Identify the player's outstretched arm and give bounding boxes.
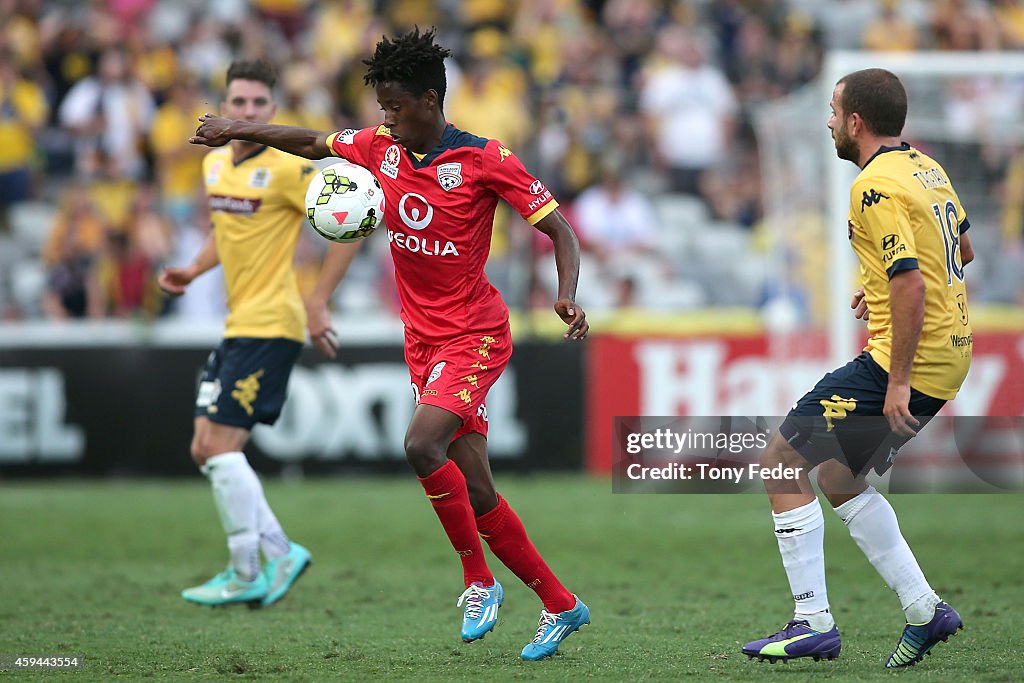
[304,241,363,359]
[534,209,588,340]
[189,114,332,160]
[158,229,219,296]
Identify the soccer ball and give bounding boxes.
[305,162,385,242]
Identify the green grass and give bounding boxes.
[0,477,1020,681]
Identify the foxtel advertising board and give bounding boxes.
[0,342,583,476]
[587,331,1024,483]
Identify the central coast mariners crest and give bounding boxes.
[249,168,271,188]
[437,163,463,191]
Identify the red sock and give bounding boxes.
[476,494,575,613]
[418,460,493,587]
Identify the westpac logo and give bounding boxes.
[861,188,890,212]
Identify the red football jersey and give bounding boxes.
[327,123,558,344]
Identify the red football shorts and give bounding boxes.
[404,328,513,441]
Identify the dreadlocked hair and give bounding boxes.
[363,27,452,104]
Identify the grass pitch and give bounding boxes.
[1,476,1020,681]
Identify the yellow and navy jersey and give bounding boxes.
[848,143,972,400]
[202,145,318,343]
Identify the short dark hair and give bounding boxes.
[226,59,277,90]
[362,27,452,105]
[838,68,907,137]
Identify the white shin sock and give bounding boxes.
[202,452,263,581]
[834,487,939,624]
[773,498,834,631]
[256,495,291,561]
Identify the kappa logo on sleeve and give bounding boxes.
[860,188,890,212]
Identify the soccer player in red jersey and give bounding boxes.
[190,28,590,660]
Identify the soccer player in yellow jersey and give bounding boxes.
[741,69,974,668]
[158,60,359,609]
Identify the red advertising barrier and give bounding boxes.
[587,331,1024,473]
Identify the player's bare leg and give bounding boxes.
[405,405,499,641]
[743,435,840,662]
[816,460,958,667]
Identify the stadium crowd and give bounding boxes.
[1,0,1023,323]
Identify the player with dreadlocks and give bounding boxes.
[190,27,590,660]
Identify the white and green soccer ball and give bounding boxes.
[305,162,385,243]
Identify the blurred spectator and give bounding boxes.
[510,0,586,89]
[105,0,158,41]
[42,186,107,267]
[862,0,920,52]
[573,157,659,260]
[252,0,309,41]
[41,190,107,320]
[42,240,103,319]
[176,16,232,89]
[700,147,763,229]
[57,46,156,180]
[992,0,1024,49]
[931,0,999,51]
[1000,144,1024,245]
[639,26,737,200]
[309,0,375,80]
[447,28,529,148]
[601,0,663,86]
[89,184,170,320]
[94,229,160,319]
[790,0,876,51]
[570,157,668,308]
[0,47,48,231]
[149,77,206,227]
[127,23,181,100]
[127,183,174,268]
[274,58,336,132]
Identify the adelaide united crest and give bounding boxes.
[436,162,463,191]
